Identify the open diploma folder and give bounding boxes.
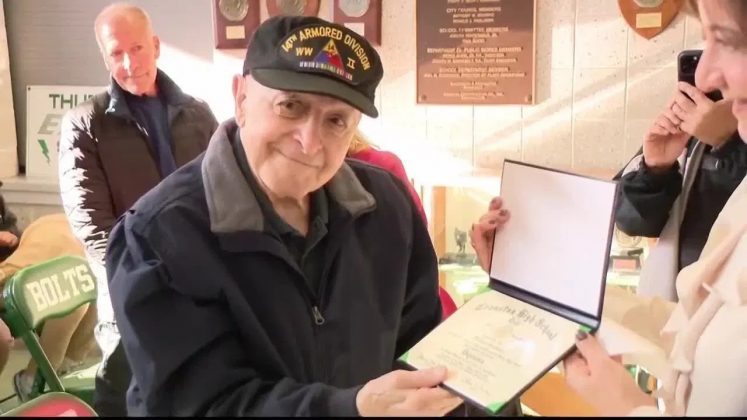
[398,160,619,415]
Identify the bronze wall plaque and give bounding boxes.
[266,0,320,17]
[618,0,683,40]
[416,0,536,105]
[213,0,261,49]
[332,0,382,45]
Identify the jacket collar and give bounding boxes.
[105,69,191,121]
[201,119,376,235]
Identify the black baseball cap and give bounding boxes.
[243,15,383,117]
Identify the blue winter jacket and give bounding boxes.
[106,119,442,416]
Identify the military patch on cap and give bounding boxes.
[278,23,372,86]
[244,16,383,116]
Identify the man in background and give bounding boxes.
[58,2,217,416]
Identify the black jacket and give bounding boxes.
[614,133,747,269]
[59,69,218,270]
[106,120,442,416]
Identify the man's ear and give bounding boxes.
[232,75,247,126]
[100,53,112,72]
[97,42,112,72]
[153,35,161,59]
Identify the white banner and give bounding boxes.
[25,85,104,179]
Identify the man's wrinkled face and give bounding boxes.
[98,14,160,97]
[232,76,361,199]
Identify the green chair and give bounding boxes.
[1,392,97,417]
[1,255,98,405]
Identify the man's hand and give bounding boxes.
[563,332,657,416]
[356,367,463,417]
[0,231,19,249]
[470,197,511,273]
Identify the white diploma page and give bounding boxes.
[399,290,581,414]
[490,161,618,317]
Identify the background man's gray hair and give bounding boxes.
[94,2,154,50]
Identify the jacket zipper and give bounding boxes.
[310,300,326,382]
[288,264,325,379]
[311,305,325,326]
[283,215,357,381]
[310,255,332,381]
[269,236,324,329]
[312,217,358,382]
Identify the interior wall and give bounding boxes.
[3,0,704,185]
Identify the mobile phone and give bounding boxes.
[677,50,723,102]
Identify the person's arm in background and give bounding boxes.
[614,150,684,238]
[362,150,460,319]
[615,83,737,238]
[613,91,691,238]
[393,180,443,357]
[358,150,428,223]
[58,106,117,268]
[0,192,20,261]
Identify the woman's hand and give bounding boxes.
[469,197,510,273]
[563,331,658,416]
[673,82,736,147]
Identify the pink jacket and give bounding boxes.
[349,148,457,319]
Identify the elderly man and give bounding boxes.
[106,16,461,416]
[58,2,217,416]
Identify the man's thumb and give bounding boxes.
[396,366,448,389]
